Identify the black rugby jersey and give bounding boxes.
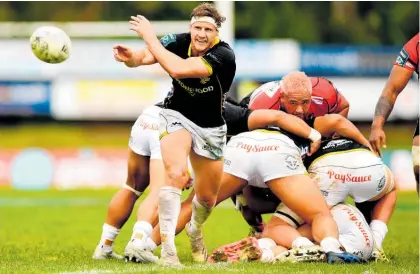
[160,33,236,128]
[223,100,252,137]
[303,138,370,168]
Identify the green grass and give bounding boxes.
[0,189,418,273]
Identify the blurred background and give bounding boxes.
[0,1,418,192]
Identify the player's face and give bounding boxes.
[280,90,311,119]
[190,22,218,54]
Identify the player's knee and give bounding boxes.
[195,196,217,209]
[166,166,190,189]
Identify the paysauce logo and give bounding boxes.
[236,142,280,153]
[136,118,159,131]
[327,170,372,183]
[342,206,371,248]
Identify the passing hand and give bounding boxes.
[113,44,134,63]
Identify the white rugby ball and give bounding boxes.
[30,26,71,64]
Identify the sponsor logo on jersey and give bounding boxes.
[322,139,352,150]
[200,77,210,84]
[311,96,324,105]
[327,170,372,183]
[159,34,177,47]
[175,79,214,96]
[396,48,409,67]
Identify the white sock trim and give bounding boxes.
[123,184,143,197]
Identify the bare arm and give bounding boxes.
[371,65,413,129]
[145,37,210,79]
[248,109,313,139]
[124,48,158,67]
[314,114,371,149]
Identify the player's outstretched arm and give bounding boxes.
[369,65,413,156]
[248,109,321,155]
[315,114,372,150]
[113,45,157,67]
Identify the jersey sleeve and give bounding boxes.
[394,33,419,71]
[223,101,252,136]
[201,45,235,76]
[159,33,182,53]
[312,78,341,114]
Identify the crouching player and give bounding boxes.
[208,203,373,264]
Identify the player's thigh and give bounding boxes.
[267,174,330,224]
[216,172,248,205]
[189,149,224,202]
[160,128,192,188]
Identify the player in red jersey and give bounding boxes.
[370,33,419,194]
[236,75,350,235]
[240,76,350,119]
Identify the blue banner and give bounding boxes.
[0,81,51,116]
[300,45,401,76]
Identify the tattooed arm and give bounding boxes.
[369,65,414,156]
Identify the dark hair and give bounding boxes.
[190,2,226,28]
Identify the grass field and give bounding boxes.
[0,188,418,274]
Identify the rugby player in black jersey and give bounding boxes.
[122,3,237,265]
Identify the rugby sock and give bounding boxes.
[291,236,315,248]
[370,220,388,250]
[258,238,276,263]
[190,196,213,233]
[320,237,344,253]
[158,186,182,253]
[132,221,153,242]
[101,223,120,248]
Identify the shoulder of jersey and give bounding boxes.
[311,77,336,100]
[159,33,190,47]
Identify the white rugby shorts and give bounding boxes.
[159,108,227,160]
[223,130,307,188]
[308,150,394,204]
[129,106,162,159]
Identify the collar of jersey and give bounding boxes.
[188,36,220,57]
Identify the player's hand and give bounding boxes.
[307,138,321,157]
[129,15,156,41]
[369,127,386,157]
[113,44,133,62]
